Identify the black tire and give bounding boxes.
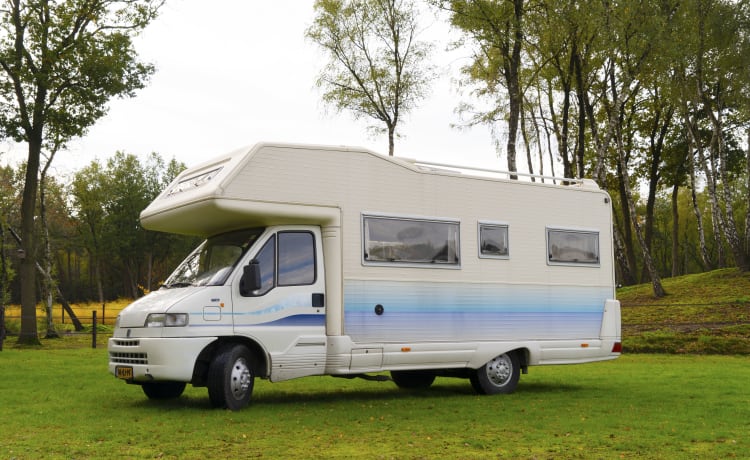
[207,344,255,410]
[141,381,186,400]
[391,370,436,389]
[470,352,520,395]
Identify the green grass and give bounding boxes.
[618,268,750,354]
[1,348,748,459]
[2,270,749,457]
[617,268,750,305]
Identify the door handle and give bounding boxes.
[312,293,325,308]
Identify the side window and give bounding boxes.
[253,235,276,295]
[278,232,316,286]
[547,228,600,265]
[363,214,460,266]
[478,223,509,258]
[250,232,317,296]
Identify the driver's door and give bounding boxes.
[232,226,326,382]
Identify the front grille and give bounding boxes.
[112,339,140,347]
[110,352,148,365]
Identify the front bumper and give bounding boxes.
[108,336,217,383]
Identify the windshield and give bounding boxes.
[163,228,264,288]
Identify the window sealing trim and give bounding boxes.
[478,221,510,260]
[361,213,462,269]
[546,226,601,267]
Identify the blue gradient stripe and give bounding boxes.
[343,280,609,342]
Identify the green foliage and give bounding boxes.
[0,166,18,307]
[0,0,165,345]
[0,0,163,146]
[435,0,750,288]
[307,0,435,154]
[70,152,197,300]
[1,348,749,458]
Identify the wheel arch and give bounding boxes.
[192,336,269,386]
[469,344,531,371]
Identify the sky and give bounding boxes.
[2,0,507,178]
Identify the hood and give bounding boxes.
[117,287,198,328]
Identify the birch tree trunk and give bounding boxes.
[612,225,633,287]
[604,63,665,296]
[671,183,680,277]
[689,162,711,270]
[745,129,750,257]
[684,111,712,269]
[39,165,59,339]
[519,103,535,181]
[702,99,749,271]
[693,4,749,272]
[694,124,726,268]
[617,133,666,297]
[96,257,105,306]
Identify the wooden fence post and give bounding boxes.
[92,311,97,349]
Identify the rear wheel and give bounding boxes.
[207,344,255,410]
[470,352,520,395]
[141,381,186,400]
[391,370,436,389]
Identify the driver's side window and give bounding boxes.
[253,235,276,296]
[248,231,317,297]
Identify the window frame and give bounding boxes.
[361,213,461,269]
[250,234,276,296]
[478,221,510,260]
[546,227,600,267]
[247,230,318,297]
[277,230,318,287]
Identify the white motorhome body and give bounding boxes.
[108,142,621,409]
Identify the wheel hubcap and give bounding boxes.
[486,354,512,387]
[230,357,252,399]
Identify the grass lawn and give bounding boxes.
[2,269,749,457]
[618,268,750,354]
[1,345,748,459]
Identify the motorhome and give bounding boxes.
[108,142,621,410]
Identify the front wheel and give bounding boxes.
[207,344,255,410]
[470,352,520,395]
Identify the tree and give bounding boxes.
[0,0,163,345]
[438,0,526,175]
[307,0,434,156]
[139,154,191,292]
[71,160,108,306]
[102,152,161,298]
[71,152,194,302]
[605,0,672,297]
[746,129,750,256]
[691,0,750,271]
[0,164,18,351]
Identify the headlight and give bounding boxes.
[145,313,189,327]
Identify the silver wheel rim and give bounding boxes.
[230,357,252,399]
[485,354,513,387]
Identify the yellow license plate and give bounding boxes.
[116,366,133,380]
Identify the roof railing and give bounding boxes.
[411,160,587,187]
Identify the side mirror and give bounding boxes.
[239,260,261,296]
